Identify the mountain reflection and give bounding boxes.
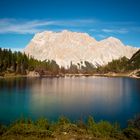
[28,77,133,119]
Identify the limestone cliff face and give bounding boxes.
[24,30,138,68]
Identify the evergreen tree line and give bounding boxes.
[0,48,59,75]
[0,48,139,76]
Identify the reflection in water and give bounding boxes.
[0,77,140,127]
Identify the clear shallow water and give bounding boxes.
[0,76,140,127]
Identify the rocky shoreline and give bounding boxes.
[0,70,140,79]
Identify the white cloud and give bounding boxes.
[0,19,54,34]
[102,28,128,34]
[55,19,97,26]
[0,18,97,34]
[0,18,139,35]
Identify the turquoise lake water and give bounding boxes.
[0,76,140,127]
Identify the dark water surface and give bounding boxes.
[0,77,140,127]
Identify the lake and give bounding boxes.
[0,76,140,127]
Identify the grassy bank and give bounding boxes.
[0,116,140,140]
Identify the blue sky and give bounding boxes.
[0,0,140,51]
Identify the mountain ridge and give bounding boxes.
[24,30,138,68]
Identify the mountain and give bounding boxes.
[129,49,140,69]
[24,30,138,68]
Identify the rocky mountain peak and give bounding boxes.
[24,30,138,68]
